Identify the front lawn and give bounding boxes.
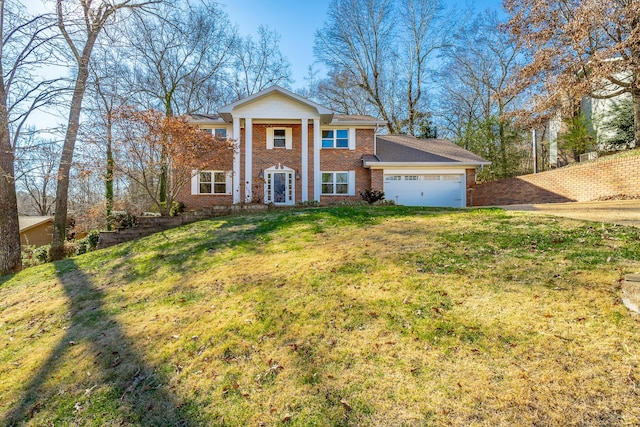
[1,206,639,426]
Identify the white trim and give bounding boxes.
[383,168,467,175]
[264,165,296,206]
[285,128,292,150]
[313,119,321,201]
[232,117,241,204]
[245,118,253,203]
[266,127,274,149]
[349,128,356,150]
[320,171,352,196]
[364,162,489,169]
[266,127,292,150]
[192,170,231,195]
[301,118,308,202]
[191,170,198,195]
[348,170,356,196]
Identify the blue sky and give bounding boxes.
[222,0,505,88]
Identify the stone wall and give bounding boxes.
[97,205,268,249]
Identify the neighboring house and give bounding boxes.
[179,86,488,208]
[19,216,54,247]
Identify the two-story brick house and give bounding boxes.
[178,86,488,208]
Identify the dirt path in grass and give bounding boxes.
[499,200,640,228]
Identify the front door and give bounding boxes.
[265,169,294,205]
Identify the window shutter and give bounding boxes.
[348,128,356,150]
[191,170,199,195]
[285,128,293,150]
[266,128,274,149]
[225,171,233,195]
[348,170,356,196]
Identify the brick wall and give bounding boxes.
[471,153,640,206]
[178,124,375,208]
[319,128,373,204]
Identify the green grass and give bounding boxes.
[1,206,640,426]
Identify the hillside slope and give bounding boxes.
[1,206,640,426]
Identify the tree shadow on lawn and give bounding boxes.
[3,259,195,426]
[106,206,474,281]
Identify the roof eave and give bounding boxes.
[330,119,387,126]
[218,85,334,124]
[363,161,491,169]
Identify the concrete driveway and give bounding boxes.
[500,200,640,228]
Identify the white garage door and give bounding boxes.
[384,174,464,207]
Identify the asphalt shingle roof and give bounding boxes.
[375,135,488,164]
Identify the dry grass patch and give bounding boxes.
[1,206,639,426]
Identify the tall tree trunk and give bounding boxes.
[51,56,92,261]
[633,89,640,147]
[0,128,21,275]
[105,113,114,230]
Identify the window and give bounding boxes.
[267,127,292,149]
[198,171,227,194]
[322,172,349,195]
[202,128,227,138]
[273,129,286,148]
[322,129,349,148]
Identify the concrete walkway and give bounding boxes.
[500,200,640,228]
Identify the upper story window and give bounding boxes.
[267,127,292,150]
[273,129,286,148]
[322,129,349,148]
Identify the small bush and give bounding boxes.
[76,230,101,255]
[170,201,186,217]
[110,211,138,229]
[374,199,395,206]
[360,189,385,205]
[296,200,321,207]
[76,239,89,255]
[86,230,100,250]
[34,245,51,264]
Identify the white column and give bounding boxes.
[313,119,321,202]
[233,117,241,204]
[301,118,308,202]
[244,118,253,203]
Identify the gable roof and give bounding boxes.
[218,85,335,124]
[365,134,489,167]
[19,216,54,233]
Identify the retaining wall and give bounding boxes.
[472,153,640,206]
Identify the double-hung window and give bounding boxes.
[202,128,227,138]
[321,172,349,195]
[267,127,292,149]
[273,129,286,148]
[322,129,349,148]
[198,171,227,194]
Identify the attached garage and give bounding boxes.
[363,135,489,207]
[384,173,465,207]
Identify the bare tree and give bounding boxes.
[232,25,292,99]
[0,0,59,275]
[314,0,448,134]
[15,133,59,216]
[126,0,236,116]
[504,0,640,143]
[85,42,132,230]
[438,10,527,180]
[315,0,397,131]
[51,0,159,261]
